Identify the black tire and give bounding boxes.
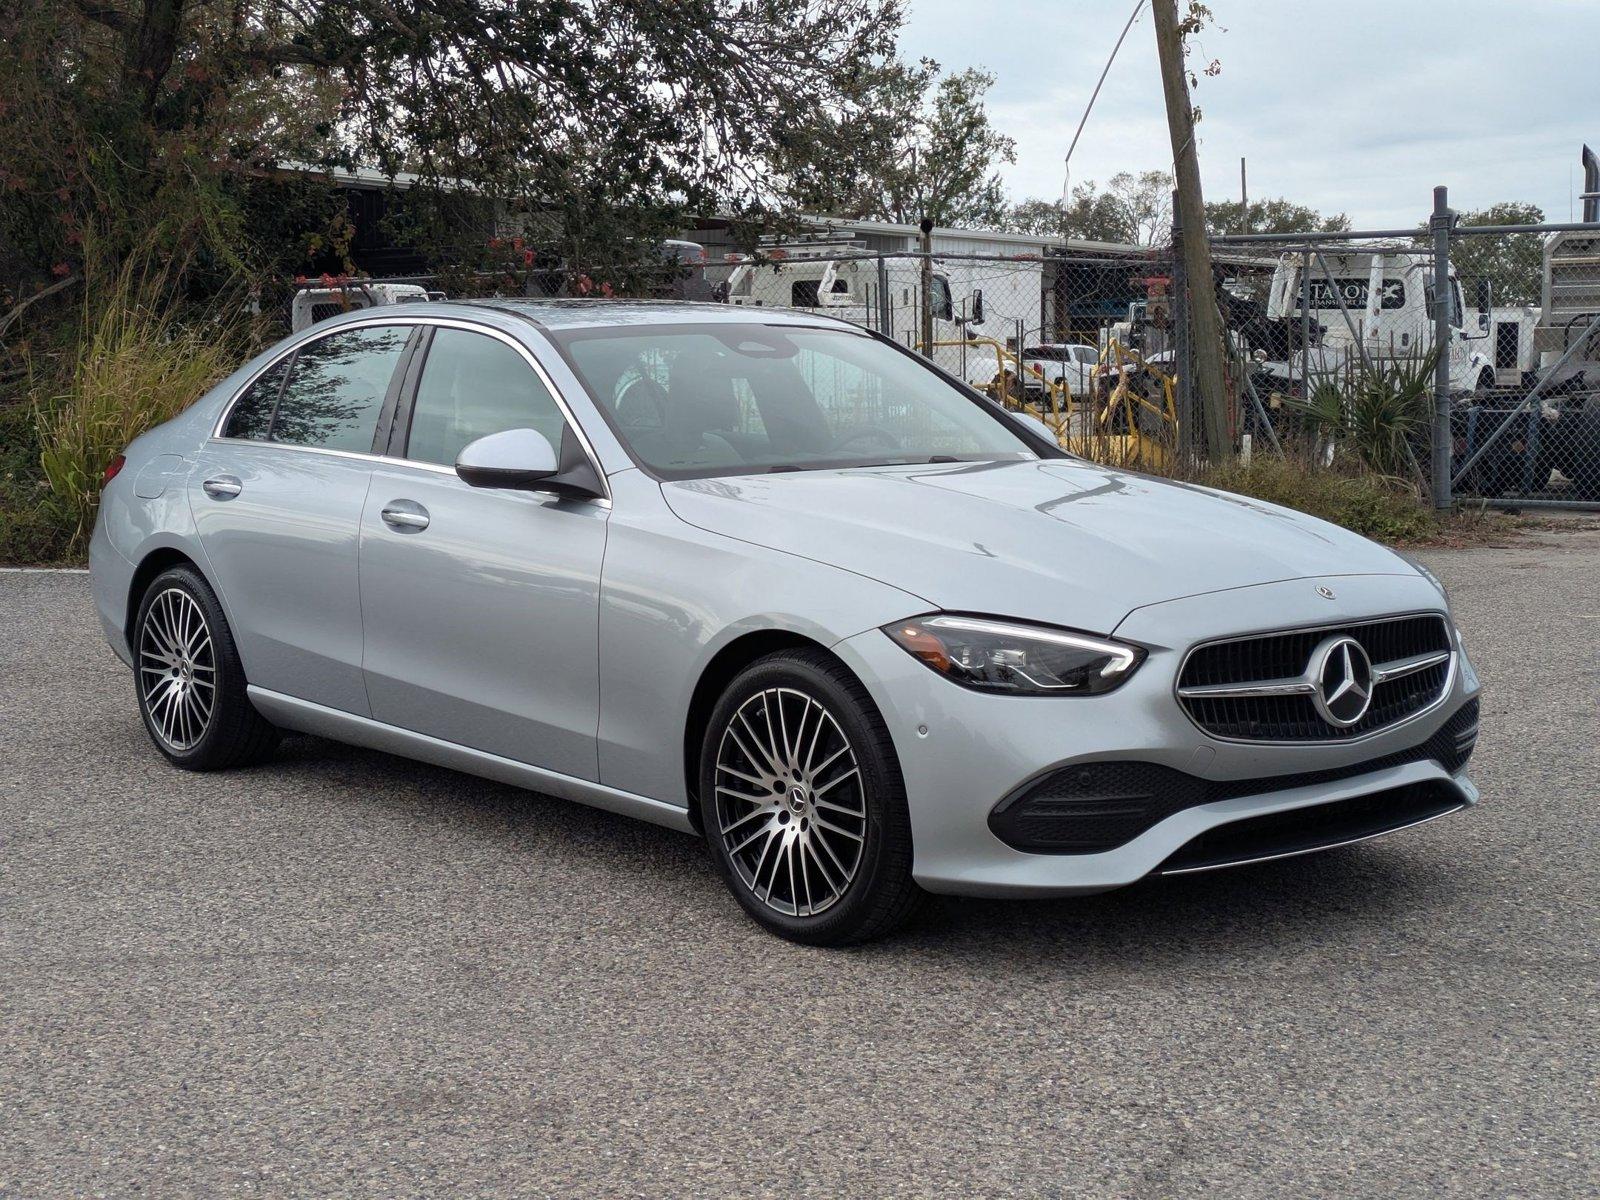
[132,565,280,771]
[698,650,925,946]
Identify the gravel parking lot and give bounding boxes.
[3,529,1597,1198]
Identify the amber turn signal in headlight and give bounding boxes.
[884,615,1144,696]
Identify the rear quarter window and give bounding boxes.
[270,325,410,452]
[223,358,289,440]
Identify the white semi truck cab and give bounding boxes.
[1264,251,1494,394]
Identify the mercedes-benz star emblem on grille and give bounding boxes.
[1310,635,1374,727]
[1316,585,1336,599]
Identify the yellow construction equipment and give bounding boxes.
[921,336,1180,472]
[1075,339,1180,472]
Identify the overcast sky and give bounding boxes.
[898,0,1597,229]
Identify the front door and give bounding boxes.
[358,324,609,780]
[192,323,414,715]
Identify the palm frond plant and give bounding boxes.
[1286,343,1439,485]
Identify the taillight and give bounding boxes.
[103,454,126,485]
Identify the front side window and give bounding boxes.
[930,274,954,321]
[270,325,410,452]
[224,358,289,440]
[405,328,567,466]
[556,323,1036,480]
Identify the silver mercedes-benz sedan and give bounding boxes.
[89,300,1482,943]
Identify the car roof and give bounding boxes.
[457,298,856,332]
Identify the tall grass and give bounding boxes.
[35,256,240,553]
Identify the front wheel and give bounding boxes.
[698,650,925,945]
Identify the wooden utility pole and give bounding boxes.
[1152,0,1231,460]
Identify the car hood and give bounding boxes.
[661,459,1417,635]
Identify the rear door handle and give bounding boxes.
[380,501,430,532]
[202,475,242,499]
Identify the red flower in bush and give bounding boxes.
[599,281,614,298]
[575,274,594,295]
[51,262,70,278]
[522,249,535,266]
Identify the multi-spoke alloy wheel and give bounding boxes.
[139,586,217,751]
[132,566,279,770]
[714,687,867,917]
[699,650,924,945]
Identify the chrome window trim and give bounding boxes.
[1171,610,1456,746]
[208,312,611,501]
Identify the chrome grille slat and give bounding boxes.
[1177,614,1453,742]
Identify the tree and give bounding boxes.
[1205,197,1351,236]
[1003,173,1174,246]
[0,0,912,300]
[808,64,1016,229]
[1004,183,1142,244]
[1107,170,1175,245]
[1423,202,1545,307]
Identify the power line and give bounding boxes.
[1062,0,1148,204]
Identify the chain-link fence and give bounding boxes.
[1213,198,1600,510]
[262,195,1600,510]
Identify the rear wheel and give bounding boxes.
[133,565,279,770]
[698,650,924,945]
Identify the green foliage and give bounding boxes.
[1,0,912,306]
[1288,346,1439,482]
[34,256,241,555]
[1444,202,1546,307]
[1004,182,1146,244]
[1205,197,1351,236]
[1200,457,1438,543]
[0,396,68,564]
[805,63,1016,230]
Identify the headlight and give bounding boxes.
[883,614,1144,696]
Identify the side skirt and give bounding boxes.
[246,686,697,835]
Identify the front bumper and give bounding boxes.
[833,573,1480,897]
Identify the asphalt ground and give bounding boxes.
[2,530,1597,1198]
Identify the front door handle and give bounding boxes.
[202,475,242,500]
[380,501,430,532]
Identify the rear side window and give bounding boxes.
[405,328,567,467]
[270,326,410,452]
[224,358,288,440]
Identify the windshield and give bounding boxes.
[553,323,1037,480]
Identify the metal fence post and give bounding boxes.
[877,256,891,337]
[1171,196,1194,462]
[1430,185,1454,510]
[918,219,935,360]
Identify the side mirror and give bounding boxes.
[970,288,985,325]
[455,428,559,489]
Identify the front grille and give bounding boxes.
[989,698,1477,854]
[1178,613,1453,741]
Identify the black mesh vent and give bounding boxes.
[1156,781,1465,875]
[1179,614,1453,741]
[989,698,1478,854]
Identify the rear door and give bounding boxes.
[358,322,609,779]
[191,322,416,715]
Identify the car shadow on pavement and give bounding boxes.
[264,733,1477,973]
